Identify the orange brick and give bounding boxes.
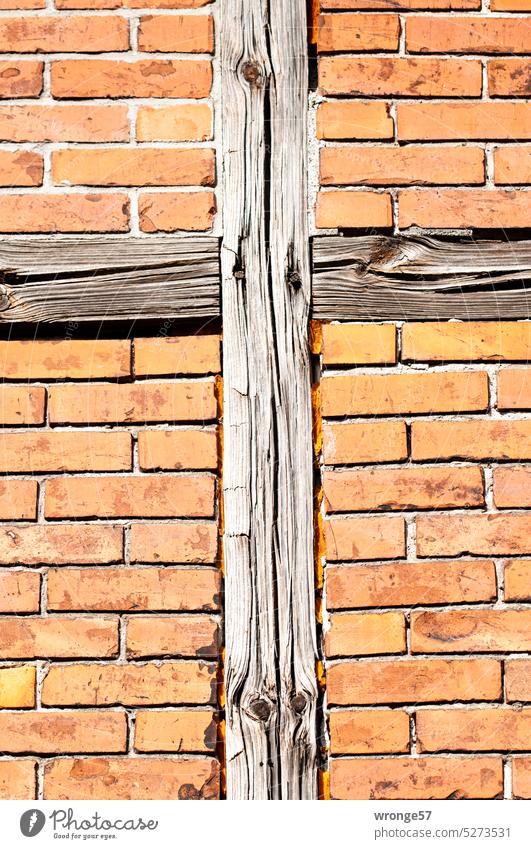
[327,560,496,609]
[53,148,214,187]
[504,560,531,601]
[135,710,216,752]
[127,615,218,657]
[0,194,129,233]
[330,709,410,755]
[412,609,531,652]
[316,101,393,141]
[0,666,35,708]
[138,14,213,52]
[412,419,531,461]
[0,431,131,473]
[319,57,481,97]
[0,479,37,520]
[324,516,405,561]
[505,660,531,700]
[399,189,531,229]
[48,566,220,612]
[417,708,531,752]
[397,102,531,141]
[499,369,531,409]
[403,321,531,361]
[322,323,396,364]
[49,380,216,424]
[0,524,122,565]
[0,386,44,425]
[417,513,531,556]
[322,421,407,465]
[325,611,406,657]
[324,466,484,512]
[0,761,36,800]
[489,59,531,96]
[318,13,399,51]
[51,59,211,98]
[0,104,129,142]
[0,61,42,98]
[137,104,212,142]
[495,145,531,184]
[130,522,217,563]
[0,339,130,379]
[0,151,42,186]
[315,190,392,228]
[139,191,216,231]
[513,759,531,799]
[0,711,126,754]
[0,571,40,613]
[492,0,531,7]
[407,16,531,53]
[493,466,531,508]
[0,0,44,6]
[0,616,118,659]
[331,757,502,800]
[44,757,219,800]
[0,16,128,52]
[321,371,488,416]
[138,429,218,471]
[57,0,214,5]
[321,0,480,7]
[135,335,220,376]
[327,658,501,705]
[320,145,484,186]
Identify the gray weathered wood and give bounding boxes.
[313,235,531,319]
[221,0,318,800]
[0,237,219,321]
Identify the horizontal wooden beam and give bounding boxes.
[0,237,220,322]
[312,235,531,320]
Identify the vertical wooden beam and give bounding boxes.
[221,0,318,799]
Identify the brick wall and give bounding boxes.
[0,329,222,800]
[316,320,531,800]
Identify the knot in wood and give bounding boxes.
[241,61,262,87]
[248,697,272,722]
[288,270,302,290]
[290,693,308,714]
[0,284,9,311]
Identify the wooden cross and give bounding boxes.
[1,0,531,802]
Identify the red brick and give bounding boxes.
[0,431,132,473]
[505,660,531,700]
[489,59,531,96]
[493,466,531,508]
[417,513,531,556]
[0,666,35,707]
[315,190,392,228]
[0,104,129,142]
[0,194,129,233]
[504,560,531,602]
[513,759,531,799]
[324,516,406,561]
[138,429,218,471]
[319,57,481,97]
[417,708,531,752]
[325,611,406,656]
[403,321,531,361]
[138,14,213,52]
[0,16,128,52]
[0,339,130,379]
[0,61,42,98]
[0,387,44,425]
[126,615,218,657]
[135,710,216,753]
[499,369,531,409]
[135,335,220,376]
[0,151,42,186]
[53,148,215,187]
[316,101,393,140]
[321,0,480,7]
[136,104,212,142]
[0,571,40,613]
[412,419,531,461]
[0,524,122,565]
[412,609,531,652]
[398,102,531,141]
[51,59,212,98]
[130,522,217,563]
[0,761,36,800]
[322,421,407,465]
[407,16,531,53]
[0,711,126,754]
[0,616,118,659]
[330,710,409,755]
[139,191,216,232]
[495,146,531,184]
[322,323,396,364]
[318,13,399,52]
[0,479,37,520]
[400,189,531,229]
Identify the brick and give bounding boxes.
[0,479,37,520]
[413,609,531,653]
[326,560,496,609]
[323,421,407,465]
[499,369,531,409]
[322,323,396,365]
[407,16,531,53]
[321,145,484,186]
[0,431,132,473]
[135,335,220,376]
[51,59,212,98]
[0,104,129,142]
[331,757,502,800]
[135,709,216,752]
[0,711,126,754]
[48,567,220,612]
[49,381,216,424]
[324,466,484,512]
[315,190,392,228]
[0,761,36,800]
[0,617,118,659]
[0,61,42,98]
[504,560,531,601]
[318,13,399,52]
[0,387,44,425]
[130,522,217,563]
[136,104,212,141]
[319,57,481,97]
[505,660,531,700]
[45,474,215,519]
[139,191,216,232]
[489,60,531,96]
[57,0,214,5]
[0,194,129,233]
[412,419,531,461]
[495,146,531,184]
[325,612,406,657]
[0,571,40,613]
[399,189,531,229]
[403,321,531,361]
[0,0,43,6]
[0,151,42,186]
[44,757,219,800]
[316,101,393,141]
[321,0,480,7]
[42,661,216,706]
[138,429,218,471]
[513,759,531,799]
[0,524,122,565]
[329,709,410,755]
[493,466,531,508]
[327,658,501,705]
[0,339,130,379]
[397,102,531,141]
[0,666,35,707]
[53,148,214,188]
[324,516,405,561]
[138,14,213,52]
[417,513,531,556]
[417,708,531,752]
[321,371,488,416]
[492,0,531,7]
[0,16,128,52]
[127,615,218,657]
